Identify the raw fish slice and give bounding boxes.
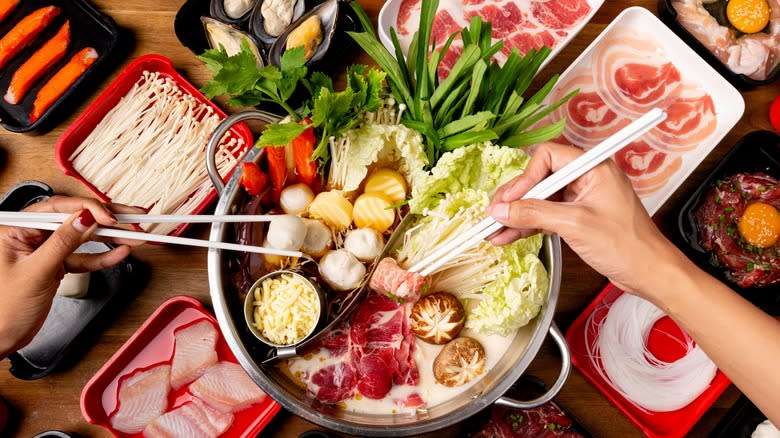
[0,0,20,23]
[189,362,267,413]
[5,21,70,104]
[143,398,234,438]
[0,6,60,69]
[170,319,219,389]
[110,364,171,434]
[30,47,99,123]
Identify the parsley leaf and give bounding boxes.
[257,122,309,147]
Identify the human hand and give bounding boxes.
[486,142,687,297]
[0,196,143,357]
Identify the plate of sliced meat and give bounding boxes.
[80,296,280,438]
[378,0,604,77]
[539,6,744,215]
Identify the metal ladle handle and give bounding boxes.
[206,110,282,196]
[494,323,571,409]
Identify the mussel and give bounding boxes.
[210,0,256,24]
[248,0,306,45]
[201,17,265,68]
[268,0,339,66]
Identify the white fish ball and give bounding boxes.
[280,183,315,215]
[344,228,385,262]
[319,249,366,291]
[267,214,306,251]
[301,219,332,258]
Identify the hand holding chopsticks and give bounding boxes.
[408,108,668,277]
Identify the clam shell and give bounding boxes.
[210,0,257,24]
[268,0,339,66]
[248,0,306,45]
[201,17,266,68]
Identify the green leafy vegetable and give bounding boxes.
[348,0,574,165]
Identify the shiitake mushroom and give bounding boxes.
[410,292,465,344]
[433,337,486,387]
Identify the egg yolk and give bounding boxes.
[738,202,780,248]
[727,0,771,34]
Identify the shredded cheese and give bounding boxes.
[252,273,320,345]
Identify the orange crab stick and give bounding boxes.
[0,0,20,24]
[0,6,60,69]
[30,47,98,123]
[5,21,70,105]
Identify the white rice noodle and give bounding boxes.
[69,71,245,235]
[585,293,717,412]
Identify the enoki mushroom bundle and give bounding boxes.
[585,293,717,412]
[70,71,245,235]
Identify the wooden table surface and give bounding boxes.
[0,0,777,436]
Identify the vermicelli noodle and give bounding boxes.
[585,293,717,412]
[70,71,245,235]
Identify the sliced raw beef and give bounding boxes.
[613,141,682,196]
[437,41,463,79]
[189,362,267,413]
[369,257,428,301]
[465,3,525,39]
[431,10,463,45]
[531,0,591,30]
[170,319,219,389]
[592,34,682,117]
[644,86,717,153]
[397,0,421,36]
[293,294,420,404]
[503,30,558,57]
[110,364,171,434]
[548,74,630,149]
[143,397,234,438]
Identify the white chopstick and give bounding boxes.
[0,212,277,224]
[0,221,303,257]
[409,107,668,277]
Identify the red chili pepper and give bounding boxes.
[292,118,317,185]
[771,94,780,133]
[265,146,287,201]
[240,161,268,196]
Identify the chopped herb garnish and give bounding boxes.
[719,214,726,223]
[715,195,722,204]
[759,185,767,192]
[747,262,754,272]
[712,223,719,231]
[725,207,734,213]
[763,263,772,270]
[716,179,723,188]
[387,292,404,304]
[726,226,735,237]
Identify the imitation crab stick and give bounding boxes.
[30,47,99,123]
[0,6,60,70]
[4,21,70,105]
[0,0,20,24]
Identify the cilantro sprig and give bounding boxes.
[198,42,386,168]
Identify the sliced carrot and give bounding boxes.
[0,0,20,24]
[5,21,70,105]
[30,47,98,123]
[0,6,60,70]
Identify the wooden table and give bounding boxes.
[0,0,777,436]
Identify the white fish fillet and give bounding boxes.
[170,320,219,389]
[189,362,267,413]
[143,397,234,438]
[110,364,171,433]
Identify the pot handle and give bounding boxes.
[494,322,571,409]
[206,110,282,196]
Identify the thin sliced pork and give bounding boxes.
[614,141,682,196]
[189,362,267,413]
[110,364,171,434]
[143,397,234,438]
[369,257,428,301]
[170,319,219,389]
[644,86,717,153]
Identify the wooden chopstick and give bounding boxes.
[0,221,303,257]
[0,212,278,224]
[409,108,668,277]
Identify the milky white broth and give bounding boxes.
[285,325,533,414]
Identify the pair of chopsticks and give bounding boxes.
[408,108,668,277]
[0,213,302,257]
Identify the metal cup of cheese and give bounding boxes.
[243,270,325,347]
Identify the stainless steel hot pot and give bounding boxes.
[205,111,571,436]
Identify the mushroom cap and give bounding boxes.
[410,292,465,344]
[433,337,486,387]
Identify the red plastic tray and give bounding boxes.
[565,283,731,438]
[55,54,254,237]
[80,296,280,438]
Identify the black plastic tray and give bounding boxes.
[0,0,122,133]
[712,396,773,438]
[657,0,780,90]
[1,181,150,380]
[174,0,360,72]
[677,130,780,315]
